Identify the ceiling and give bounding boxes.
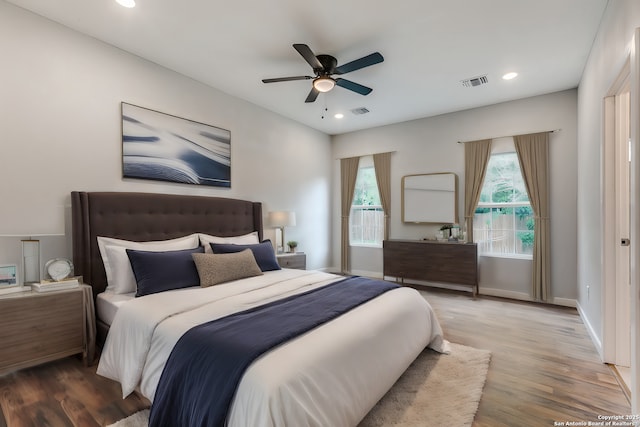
[6,0,608,135]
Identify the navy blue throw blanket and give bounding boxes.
[149,276,399,427]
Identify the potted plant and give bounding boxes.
[439,224,452,239]
[287,241,298,253]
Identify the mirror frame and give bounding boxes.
[401,172,458,224]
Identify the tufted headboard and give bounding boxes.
[71,191,263,301]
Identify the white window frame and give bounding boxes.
[474,202,534,259]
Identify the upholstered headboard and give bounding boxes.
[71,191,263,301]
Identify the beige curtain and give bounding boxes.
[514,132,550,301]
[373,152,392,241]
[463,139,492,242]
[341,157,360,273]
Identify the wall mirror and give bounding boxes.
[402,173,458,223]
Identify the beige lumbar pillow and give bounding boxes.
[192,249,263,287]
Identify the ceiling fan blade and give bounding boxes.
[305,87,320,103]
[262,76,313,83]
[334,52,384,75]
[293,44,323,70]
[335,78,373,95]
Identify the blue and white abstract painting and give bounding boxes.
[122,103,231,188]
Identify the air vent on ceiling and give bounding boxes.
[351,107,370,115]
[461,75,488,87]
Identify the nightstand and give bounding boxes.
[277,252,306,270]
[0,285,94,375]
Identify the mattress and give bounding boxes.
[96,291,135,326]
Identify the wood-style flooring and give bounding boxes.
[0,288,631,427]
[421,288,631,427]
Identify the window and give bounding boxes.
[350,157,384,247]
[473,141,533,257]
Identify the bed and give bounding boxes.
[71,191,447,427]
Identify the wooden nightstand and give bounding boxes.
[277,252,306,270]
[0,285,94,375]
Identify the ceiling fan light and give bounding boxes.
[116,0,136,7]
[313,77,335,93]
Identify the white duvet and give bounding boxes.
[97,269,447,427]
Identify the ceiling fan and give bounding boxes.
[262,44,384,103]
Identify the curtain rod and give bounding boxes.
[336,150,396,160]
[457,129,561,144]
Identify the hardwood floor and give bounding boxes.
[421,288,631,427]
[0,289,630,427]
[0,357,149,427]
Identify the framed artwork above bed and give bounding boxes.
[121,102,231,188]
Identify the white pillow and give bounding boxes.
[199,232,259,253]
[97,234,200,294]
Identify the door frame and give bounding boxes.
[629,27,640,414]
[602,27,640,413]
[602,59,630,366]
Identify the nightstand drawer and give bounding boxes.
[277,253,306,270]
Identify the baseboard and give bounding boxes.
[576,300,604,360]
[322,268,384,278]
[350,269,383,279]
[383,277,474,294]
[479,287,577,308]
[327,271,579,308]
[552,297,577,308]
[479,287,534,302]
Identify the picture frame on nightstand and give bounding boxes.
[0,264,18,288]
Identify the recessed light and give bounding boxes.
[116,0,135,8]
[334,113,344,119]
[502,72,518,80]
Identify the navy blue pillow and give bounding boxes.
[210,240,280,272]
[126,246,205,297]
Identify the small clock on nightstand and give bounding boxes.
[276,252,306,270]
[44,258,74,281]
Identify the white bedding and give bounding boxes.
[97,269,447,427]
[96,291,135,326]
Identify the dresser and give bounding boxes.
[383,239,478,296]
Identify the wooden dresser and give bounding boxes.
[383,239,478,296]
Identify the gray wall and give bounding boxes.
[577,0,640,349]
[0,2,332,276]
[332,90,578,303]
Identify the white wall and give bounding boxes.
[332,90,578,302]
[0,2,332,275]
[577,0,640,347]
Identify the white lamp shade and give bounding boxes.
[313,77,335,93]
[268,211,296,228]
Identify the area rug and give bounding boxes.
[108,342,490,427]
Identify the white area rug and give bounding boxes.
[108,342,490,427]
